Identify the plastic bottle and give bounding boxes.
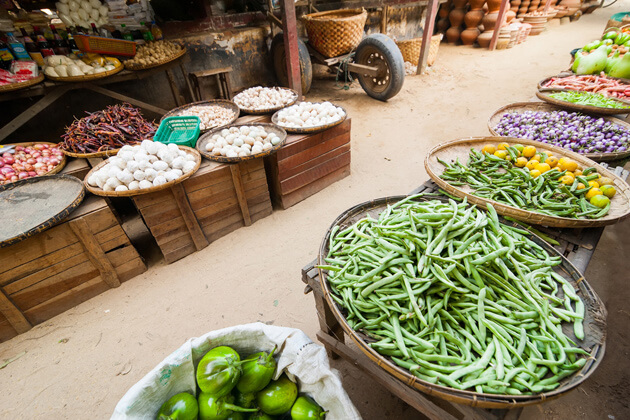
[5,32,30,60]
[49,25,70,55]
[33,26,55,57]
[20,28,44,66]
[0,38,14,70]
[150,21,163,41]
[66,32,80,54]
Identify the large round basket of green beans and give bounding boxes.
[317,194,607,408]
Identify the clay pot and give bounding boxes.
[506,10,516,24]
[449,8,466,26]
[464,9,485,27]
[487,0,502,12]
[482,12,499,31]
[438,3,451,18]
[453,0,468,8]
[477,32,493,48]
[560,0,580,6]
[437,18,450,33]
[469,0,485,10]
[461,27,481,45]
[511,0,521,6]
[446,26,462,43]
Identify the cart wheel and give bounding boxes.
[270,33,313,94]
[354,34,405,101]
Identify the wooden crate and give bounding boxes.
[132,158,273,264]
[60,158,91,180]
[264,119,351,209]
[0,196,146,343]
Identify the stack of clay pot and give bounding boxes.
[510,0,520,13]
[461,0,485,45]
[478,0,509,48]
[559,0,580,17]
[437,1,452,34]
[522,10,548,35]
[517,0,530,18]
[446,0,468,44]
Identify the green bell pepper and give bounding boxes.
[290,396,326,420]
[256,375,298,416]
[236,346,277,394]
[197,346,243,397]
[198,393,257,420]
[157,392,199,420]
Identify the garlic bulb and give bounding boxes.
[171,105,236,131]
[275,102,345,129]
[205,125,282,158]
[233,86,297,110]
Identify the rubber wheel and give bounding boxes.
[270,32,313,94]
[354,34,405,101]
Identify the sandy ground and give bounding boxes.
[2,6,630,419]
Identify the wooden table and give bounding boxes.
[300,172,628,420]
[0,54,191,143]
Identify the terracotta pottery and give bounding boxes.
[461,28,481,45]
[438,3,451,18]
[464,9,484,26]
[477,32,493,48]
[446,26,462,43]
[511,0,521,6]
[506,10,516,24]
[482,12,499,31]
[449,8,466,26]
[453,0,468,8]
[437,18,450,33]
[469,0,486,9]
[487,0,502,12]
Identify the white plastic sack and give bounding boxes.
[112,322,362,419]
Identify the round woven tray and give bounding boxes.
[61,142,142,159]
[196,123,287,163]
[161,99,240,133]
[425,136,630,228]
[0,74,44,93]
[271,104,347,134]
[536,73,630,91]
[535,90,630,116]
[234,87,299,115]
[124,48,186,71]
[0,142,67,185]
[83,146,201,197]
[318,194,607,409]
[0,174,85,248]
[487,102,630,162]
[45,65,123,82]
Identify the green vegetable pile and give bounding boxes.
[572,31,630,78]
[439,148,610,219]
[548,91,630,109]
[156,345,326,420]
[321,196,588,395]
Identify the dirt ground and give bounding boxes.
[2,5,630,419]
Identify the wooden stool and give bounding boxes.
[188,67,233,101]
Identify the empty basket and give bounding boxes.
[302,8,367,58]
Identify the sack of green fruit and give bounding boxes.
[111,322,361,419]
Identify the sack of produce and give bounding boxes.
[111,322,361,419]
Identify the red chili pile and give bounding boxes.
[542,73,630,100]
[0,144,64,184]
[61,103,157,154]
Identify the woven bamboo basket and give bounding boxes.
[196,123,287,163]
[0,142,67,185]
[161,99,240,133]
[83,146,201,197]
[61,143,141,159]
[535,90,630,116]
[233,87,299,115]
[536,73,630,91]
[0,74,44,93]
[396,34,442,66]
[317,194,607,409]
[271,104,347,134]
[45,65,123,82]
[488,102,630,162]
[302,9,367,58]
[425,136,630,228]
[124,48,186,71]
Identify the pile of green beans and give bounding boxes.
[321,196,587,395]
[439,148,609,218]
[548,91,630,109]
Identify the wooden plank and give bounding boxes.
[276,120,351,160]
[69,218,121,288]
[184,165,231,194]
[187,178,237,210]
[116,258,148,282]
[4,253,88,295]
[99,232,131,253]
[281,0,303,97]
[279,142,351,180]
[417,0,439,74]
[135,198,179,219]
[278,164,351,209]
[95,226,124,246]
[154,227,192,248]
[489,0,510,51]
[132,188,174,209]
[277,130,350,174]
[148,215,187,238]
[280,151,351,195]
[158,231,197,255]
[59,158,90,180]
[0,317,18,343]
[171,183,209,251]
[163,242,197,264]
[198,201,242,229]
[143,207,184,229]
[0,288,31,334]
[230,163,252,226]
[106,245,145,269]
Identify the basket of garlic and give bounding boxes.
[233,86,299,115]
[43,54,123,82]
[271,101,347,134]
[161,100,240,133]
[196,123,287,163]
[84,141,201,197]
[124,41,186,71]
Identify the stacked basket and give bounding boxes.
[395,34,443,66]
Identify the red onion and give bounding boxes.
[18,172,28,179]
[26,158,36,165]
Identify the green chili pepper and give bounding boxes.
[197,346,243,397]
[157,392,199,420]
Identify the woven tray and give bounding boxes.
[302,8,367,58]
[487,102,630,162]
[124,48,186,71]
[0,74,44,93]
[234,87,299,115]
[396,34,442,66]
[317,194,607,409]
[424,136,630,228]
[535,91,630,116]
[83,146,201,197]
[161,99,240,133]
[61,143,142,159]
[45,65,123,82]
[271,104,347,134]
[196,123,287,163]
[0,174,85,248]
[536,73,630,92]
[0,142,67,185]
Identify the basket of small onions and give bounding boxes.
[233,86,299,115]
[84,140,201,197]
[272,101,347,134]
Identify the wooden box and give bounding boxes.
[132,158,272,264]
[264,119,351,209]
[0,196,146,343]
